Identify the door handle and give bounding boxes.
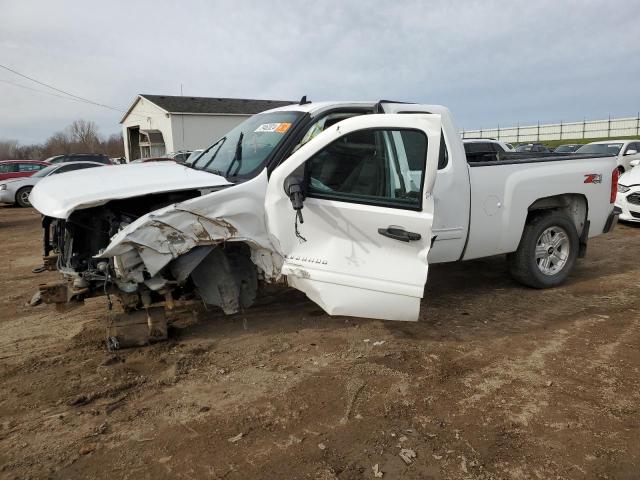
[377,226,422,242]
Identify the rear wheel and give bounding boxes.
[15,187,33,208]
[508,211,579,288]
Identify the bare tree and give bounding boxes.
[0,139,19,159]
[4,120,124,160]
[103,134,125,158]
[68,120,101,152]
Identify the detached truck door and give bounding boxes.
[265,114,441,321]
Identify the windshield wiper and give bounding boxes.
[197,137,226,172]
[225,132,244,178]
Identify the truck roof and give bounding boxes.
[586,139,635,145]
[261,100,451,117]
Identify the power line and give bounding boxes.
[0,78,108,105]
[0,63,124,112]
[0,64,185,121]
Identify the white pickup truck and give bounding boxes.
[30,100,620,344]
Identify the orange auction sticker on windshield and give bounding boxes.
[275,122,291,133]
[254,122,292,133]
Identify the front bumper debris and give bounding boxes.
[106,307,167,350]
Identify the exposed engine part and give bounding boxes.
[38,190,265,350]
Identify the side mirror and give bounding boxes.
[284,176,305,223]
[625,149,638,156]
[630,159,640,167]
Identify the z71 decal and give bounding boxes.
[584,174,602,184]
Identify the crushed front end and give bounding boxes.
[34,170,282,348]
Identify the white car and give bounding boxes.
[0,161,104,207]
[30,101,619,346]
[575,140,640,174]
[615,158,640,222]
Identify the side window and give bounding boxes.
[294,112,363,153]
[305,128,427,209]
[51,165,71,174]
[70,163,98,172]
[18,163,38,172]
[438,132,448,169]
[0,163,17,173]
[396,112,448,170]
[53,163,96,174]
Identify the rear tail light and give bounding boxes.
[610,168,619,203]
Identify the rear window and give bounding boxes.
[464,142,496,154]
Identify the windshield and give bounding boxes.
[32,164,60,177]
[190,111,303,178]
[185,149,203,163]
[575,143,623,155]
[515,144,533,152]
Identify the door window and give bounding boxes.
[305,128,428,209]
[53,163,100,174]
[0,163,17,173]
[18,163,41,172]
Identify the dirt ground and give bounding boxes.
[0,206,638,480]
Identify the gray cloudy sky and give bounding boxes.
[1,0,638,143]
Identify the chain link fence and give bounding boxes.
[461,115,640,143]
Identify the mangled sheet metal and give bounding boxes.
[97,170,282,285]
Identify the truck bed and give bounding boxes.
[462,153,617,261]
[466,152,615,166]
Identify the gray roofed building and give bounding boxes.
[135,95,294,116]
[120,94,295,161]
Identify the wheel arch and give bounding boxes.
[527,193,588,238]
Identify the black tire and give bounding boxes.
[15,187,33,208]
[508,210,579,289]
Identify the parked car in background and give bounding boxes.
[0,161,105,207]
[553,144,583,153]
[45,153,113,165]
[0,160,50,181]
[615,158,640,222]
[575,140,640,174]
[130,157,176,163]
[463,138,513,163]
[163,151,192,163]
[185,149,204,163]
[514,143,552,153]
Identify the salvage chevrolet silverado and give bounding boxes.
[30,101,621,346]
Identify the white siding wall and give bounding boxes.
[121,97,252,161]
[121,98,174,161]
[169,114,250,152]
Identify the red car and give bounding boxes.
[0,160,50,181]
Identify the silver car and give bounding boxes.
[0,161,104,207]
